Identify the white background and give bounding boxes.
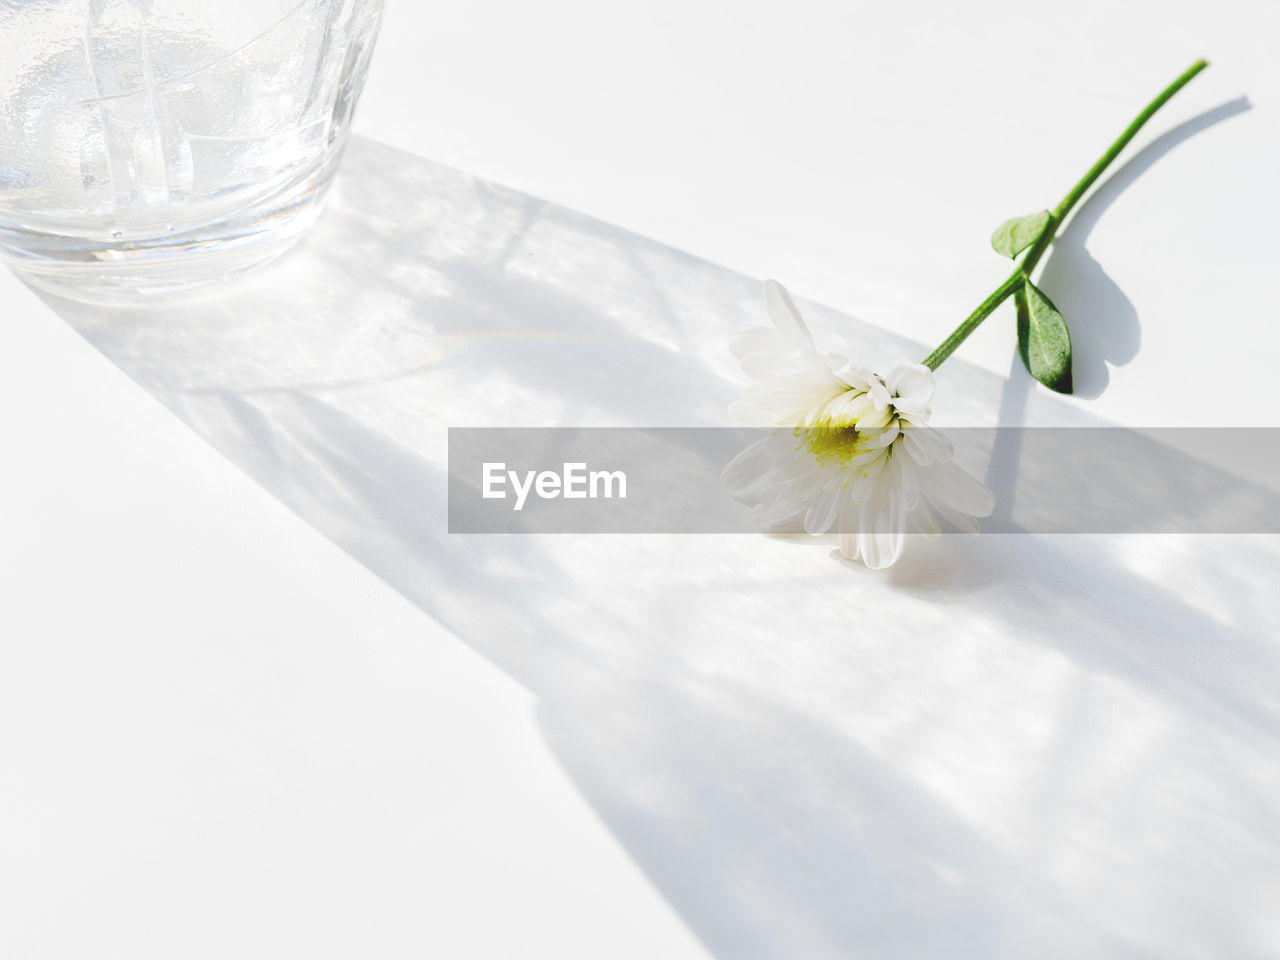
[3,2,1279,958]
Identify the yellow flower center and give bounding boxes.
[798,420,866,466]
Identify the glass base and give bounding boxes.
[0,151,341,306]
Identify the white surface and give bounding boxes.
[0,273,708,959]
[4,2,1280,958]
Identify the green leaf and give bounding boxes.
[1017,280,1073,393]
[991,210,1051,259]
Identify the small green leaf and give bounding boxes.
[1017,280,1073,393]
[992,210,1051,259]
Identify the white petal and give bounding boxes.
[764,280,817,351]
[916,460,995,533]
[900,423,953,465]
[861,421,900,449]
[846,447,888,468]
[754,465,821,531]
[855,405,894,431]
[834,362,878,393]
[803,485,843,535]
[720,438,774,497]
[729,327,789,360]
[848,454,886,504]
[740,351,791,381]
[823,389,874,424]
[866,378,892,411]
[928,501,980,535]
[891,399,931,422]
[774,368,849,402]
[894,450,922,511]
[839,532,861,561]
[857,457,906,569]
[908,501,941,539]
[774,453,820,485]
[886,361,935,410]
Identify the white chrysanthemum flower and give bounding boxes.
[723,280,995,569]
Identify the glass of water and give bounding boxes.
[0,0,384,303]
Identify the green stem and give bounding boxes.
[922,58,1209,371]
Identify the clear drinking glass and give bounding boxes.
[0,0,384,303]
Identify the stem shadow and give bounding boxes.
[1037,97,1251,398]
